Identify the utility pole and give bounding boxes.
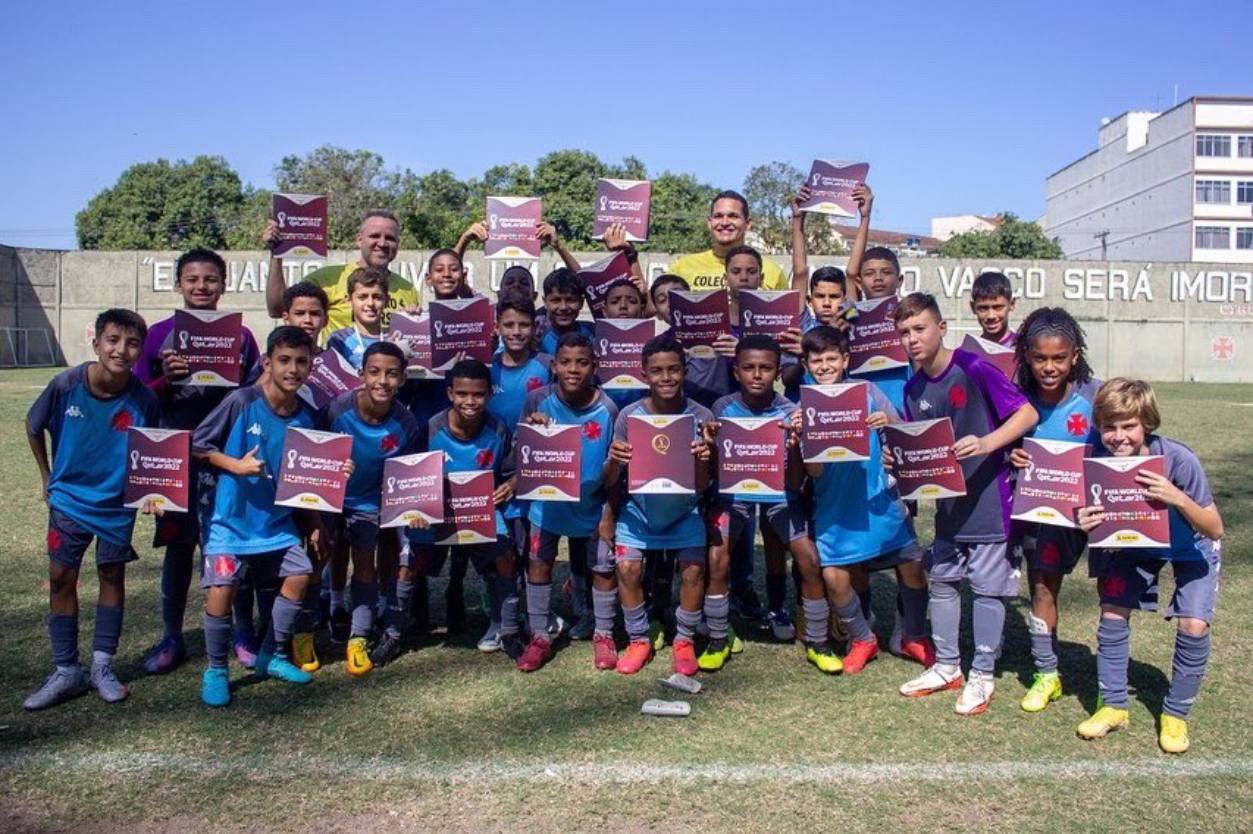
[1094,230,1109,260]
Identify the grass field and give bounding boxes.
[0,368,1250,833]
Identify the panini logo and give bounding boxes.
[1115,532,1141,543]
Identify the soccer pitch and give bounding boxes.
[0,369,1250,833]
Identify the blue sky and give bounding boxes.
[2,0,1250,250]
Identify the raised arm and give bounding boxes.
[454,221,488,258]
[604,223,654,316]
[263,219,286,318]
[790,188,811,306]
[537,221,581,273]
[844,183,873,301]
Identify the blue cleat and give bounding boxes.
[256,652,313,684]
[201,667,231,707]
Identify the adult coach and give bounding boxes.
[667,190,790,291]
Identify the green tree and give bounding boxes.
[75,156,246,250]
[938,213,1063,259]
[647,171,719,253]
[397,168,475,249]
[273,146,407,248]
[742,161,843,255]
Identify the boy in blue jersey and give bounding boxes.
[137,248,263,675]
[192,326,334,707]
[701,335,829,671]
[599,278,650,414]
[605,335,716,676]
[798,326,933,676]
[787,182,871,337]
[282,282,330,345]
[321,342,419,674]
[892,294,1038,715]
[516,333,620,671]
[970,271,1017,347]
[400,360,523,660]
[326,267,388,371]
[1007,308,1101,712]
[852,247,910,412]
[1076,379,1224,754]
[537,268,595,355]
[24,309,159,710]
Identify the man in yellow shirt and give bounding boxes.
[667,190,790,291]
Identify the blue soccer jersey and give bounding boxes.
[489,352,552,430]
[523,385,618,537]
[811,383,916,565]
[1030,379,1101,445]
[409,410,515,544]
[538,321,595,356]
[193,385,318,555]
[605,386,647,412]
[712,392,797,505]
[612,398,714,550]
[326,327,378,371]
[27,363,160,546]
[323,391,420,513]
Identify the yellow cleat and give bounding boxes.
[805,642,844,675]
[345,637,373,677]
[698,639,731,671]
[1020,672,1062,713]
[292,632,320,673]
[729,626,744,655]
[649,620,666,651]
[1077,706,1129,740]
[1159,714,1190,754]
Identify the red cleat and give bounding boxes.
[899,637,936,668]
[515,636,551,672]
[592,633,618,670]
[616,639,654,675]
[842,639,880,675]
[672,638,699,676]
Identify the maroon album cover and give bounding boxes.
[738,290,801,338]
[485,196,542,259]
[579,251,634,318]
[124,427,190,512]
[514,424,581,502]
[172,309,242,387]
[433,470,497,545]
[1011,438,1087,528]
[386,311,437,378]
[1083,455,1170,548]
[669,290,730,359]
[595,318,654,389]
[717,417,786,498]
[627,412,697,494]
[274,428,353,513]
[883,418,966,500]
[960,334,1017,380]
[271,193,328,258]
[848,296,908,375]
[379,451,445,528]
[593,178,651,242]
[800,382,869,463]
[299,349,361,409]
[798,160,870,217]
[430,296,494,370]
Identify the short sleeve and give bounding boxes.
[970,358,1028,423]
[26,376,62,437]
[1165,440,1214,508]
[613,408,631,444]
[193,392,242,455]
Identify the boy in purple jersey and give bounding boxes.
[1076,380,1224,754]
[24,310,159,710]
[1008,308,1101,713]
[892,293,1038,715]
[136,248,262,676]
[970,271,1017,347]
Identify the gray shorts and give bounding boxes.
[615,544,705,566]
[925,538,1021,597]
[1091,540,1221,623]
[709,500,808,546]
[200,544,312,588]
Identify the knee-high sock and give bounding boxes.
[675,606,702,641]
[971,595,1006,674]
[1096,617,1131,709]
[803,596,832,645]
[1028,612,1058,674]
[835,595,873,643]
[526,581,552,638]
[899,584,928,640]
[203,612,232,669]
[92,604,124,657]
[261,595,301,656]
[160,543,195,638]
[1163,631,1210,719]
[49,613,78,668]
[384,579,414,636]
[703,593,730,640]
[623,601,648,641]
[929,580,962,667]
[493,575,520,637]
[858,587,873,621]
[592,587,617,636]
[349,579,377,638]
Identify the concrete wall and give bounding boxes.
[2,245,1252,383]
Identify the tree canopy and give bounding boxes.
[937,213,1063,259]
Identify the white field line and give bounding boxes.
[1,750,1251,784]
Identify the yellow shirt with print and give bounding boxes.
[666,250,789,292]
[303,262,419,335]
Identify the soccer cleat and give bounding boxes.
[616,639,654,675]
[233,636,258,670]
[23,666,89,711]
[1020,671,1063,713]
[842,639,880,675]
[592,633,618,670]
[546,614,567,640]
[516,636,552,672]
[329,608,351,643]
[569,611,596,641]
[728,626,744,655]
[649,619,667,651]
[1077,706,1130,740]
[768,609,796,642]
[1159,714,1190,754]
[89,658,129,704]
[477,621,502,653]
[345,637,373,677]
[698,638,731,672]
[672,638,699,676]
[733,589,766,621]
[897,637,936,668]
[256,652,313,684]
[292,632,320,673]
[143,634,186,675]
[200,667,231,707]
[955,671,995,715]
[900,663,964,697]
[805,641,844,675]
[500,632,526,661]
[370,631,403,668]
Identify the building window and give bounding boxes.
[1239,136,1253,158]
[1238,228,1253,250]
[1239,181,1253,205]
[1196,135,1231,157]
[1195,226,1230,249]
[1196,180,1231,203]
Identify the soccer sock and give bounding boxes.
[295,588,318,634]
[835,595,874,643]
[899,584,929,641]
[330,589,346,612]
[674,606,702,641]
[203,612,232,669]
[1028,613,1059,674]
[570,572,589,621]
[385,579,414,637]
[1163,630,1211,719]
[349,579,377,638]
[592,587,617,636]
[526,581,552,639]
[267,595,302,657]
[623,601,649,641]
[48,613,78,668]
[493,575,520,637]
[160,542,195,639]
[1096,617,1131,709]
[928,580,962,667]
[858,587,873,621]
[766,573,787,613]
[802,596,831,645]
[703,593,730,641]
[376,579,392,619]
[971,595,1006,674]
[91,603,124,657]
